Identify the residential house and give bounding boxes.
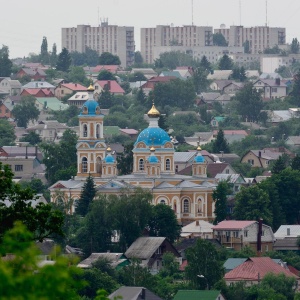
[16,68,46,81]
[84,65,121,79]
[213,129,249,144]
[35,97,69,112]
[26,120,69,142]
[207,163,236,178]
[264,109,298,125]
[210,80,232,92]
[119,128,139,140]
[223,82,244,94]
[199,92,221,105]
[0,97,15,118]
[241,147,294,168]
[21,88,54,98]
[23,62,46,69]
[141,76,177,95]
[173,290,226,300]
[184,132,214,147]
[130,68,157,79]
[93,80,125,98]
[124,237,181,274]
[211,116,226,128]
[210,153,241,164]
[159,71,184,79]
[109,287,163,300]
[286,136,300,148]
[224,258,247,273]
[55,83,88,100]
[0,146,45,182]
[77,253,129,270]
[215,94,232,107]
[207,70,233,80]
[0,78,22,95]
[213,220,275,253]
[175,67,193,79]
[253,78,287,100]
[224,257,299,287]
[180,220,214,239]
[273,225,300,252]
[67,92,90,107]
[174,152,198,173]
[22,81,55,93]
[215,174,246,194]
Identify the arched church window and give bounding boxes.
[166,159,171,171]
[183,199,190,213]
[139,159,144,171]
[82,157,88,173]
[160,199,166,205]
[96,157,102,174]
[96,124,100,139]
[83,124,88,137]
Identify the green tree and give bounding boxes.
[136,88,146,104]
[99,83,114,108]
[218,54,233,70]
[97,70,117,80]
[212,129,230,153]
[85,47,99,66]
[290,71,300,106]
[129,71,147,82]
[213,180,231,224]
[156,51,195,69]
[117,142,133,175]
[50,43,58,67]
[193,67,209,93]
[56,47,72,72]
[99,52,121,65]
[134,51,143,65]
[271,155,288,174]
[200,55,211,71]
[233,185,273,225]
[185,239,224,289]
[0,222,84,299]
[234,83,263,122]
[12,96,40,128]
[291,155,300,170]
[291,38,300,54]
[264,45,281,54]
[148,204,181,243]
[76,174,96,216]
[67,66,89,86]
[213,33,228,46]
[0,45,13,77]
[0,119,15,146]
[40,36,49,65]
[20,131,41,145]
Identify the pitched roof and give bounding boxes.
[213,220,256,230]
[160,71,183,79]
[23,81,54,89]
[125,237,166,259]
[147,76,177,83]
[207,163,229,177]
[109,286,163,300]
[174,290,223,300]
[35,97,69,111]
[212,80,233,90]
[215,173,245,184]
[174,152,196,163]
[119,128,138,135]
[274,225,300,239]
[224,257,299,281]
[60,83,88,91]
[274,238,299,251]
[224,258,247,272]
[286,136,300,145]
[95,80,125,94]
[213,130,249,136]
[249,149,282,160]
[181,220,213,235]
[78,253,125,268]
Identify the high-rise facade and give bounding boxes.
[214,25,286,54]
[61,22,135,67]
[141,25,213,64]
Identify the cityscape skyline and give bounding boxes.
[1,0,299,58]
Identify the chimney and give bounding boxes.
[257,218,263,255]
[275,78,280,85]
[141,288,146,300]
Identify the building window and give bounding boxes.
[175,165,178,173]
[226,169,230,174]
[248,159,254,165]
[244,230,248,237]
[160,199,166,205]
[15,165,23,172]
[262,230,265,236]
[139,159,144,171]
[166,159,171,171]
[233,231,239,238]
[183,199,190,213]
[82,157,88,173]
[83,124,88,137]
[96,124,100,138]
[272,87,278,93]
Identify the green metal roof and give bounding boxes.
[214,116,226,122]
[173,290,222,300]
[36,97,69,111]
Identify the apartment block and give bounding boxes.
[214,25,286,54]
[62,22,135,67]
[141,25,213,64]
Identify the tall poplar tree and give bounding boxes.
[40,36,49,65]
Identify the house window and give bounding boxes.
[265,245,269,252]
[82,157,88,173]
[166,159,171,171]
[226,169,229,174]
[139,159,144,171]
[15,165,23,172]
[265,160,269,166]
[262,230,265,236]
[244,230,248,237]
[234,185,239,192]
[248,159,254,165]
[233,231,239,238]
[183,199,190,213]
[155,246,162,254]
[272,87,277,93]
[61,90,64,94]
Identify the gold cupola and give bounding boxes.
[147,103,160,118]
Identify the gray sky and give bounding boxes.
[1,0,300,58]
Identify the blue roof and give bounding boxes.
[104,154,115,163]
[135,127,170,146]
[148,155,159,163]
[79,99,100,116]
[194,154,205,163]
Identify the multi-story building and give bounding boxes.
[214,25,286,54]
[141,25,213,64]
[62,22,135,67]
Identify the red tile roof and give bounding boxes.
[225,257,299,281]
[213,220,256,230]
[61,83,88,91]
[22,88,46,95]
[95,80,124,94]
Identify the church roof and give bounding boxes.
[135,127,171,146]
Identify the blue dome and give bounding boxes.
[79,100,100,116]
[194,154,205,163]
[135,127,171,146]
[148,155,159,163]
[104,154,115,164]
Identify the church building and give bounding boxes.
[49,85,217,224]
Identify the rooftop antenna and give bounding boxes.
[98,7,99,25]
[265,0,268,26]
[191,0,194,25]
[239,0,242,26]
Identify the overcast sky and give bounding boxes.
[1,0,300,58]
